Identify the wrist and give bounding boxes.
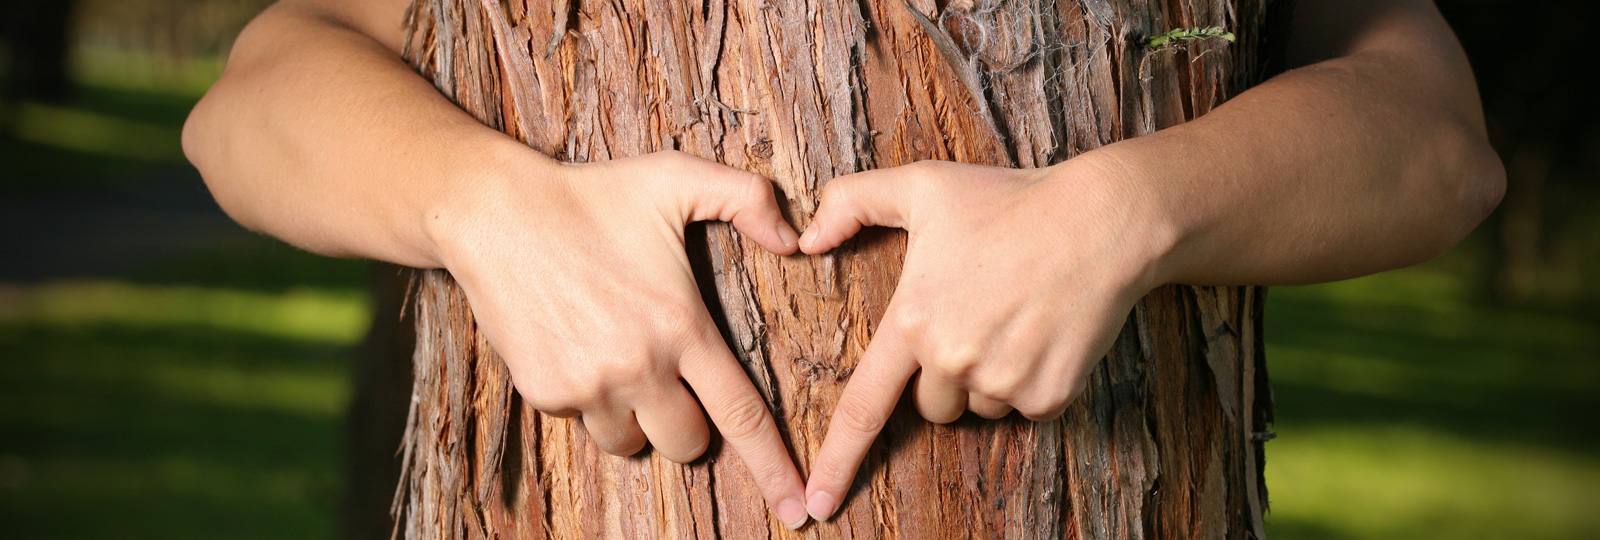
[1050,141,1190,294]
[420,135,566,271]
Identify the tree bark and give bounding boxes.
[394,0,1284,538]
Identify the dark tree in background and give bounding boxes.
[0,0,76,102]
[1435,0,1600,305]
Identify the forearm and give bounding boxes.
[1086,0,1505,286]
[183,1,544,268]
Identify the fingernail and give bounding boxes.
[798,225,819,252]
[778,223,799,248]
[776,497,809,530]
[806,491,838,521]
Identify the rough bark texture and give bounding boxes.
[395,0,1285,538]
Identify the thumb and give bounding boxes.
[799,167,914,255]
[667,154,800,255]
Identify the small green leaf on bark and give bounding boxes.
[1144,26,1236,50]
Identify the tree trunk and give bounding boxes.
[394,0,1284,538]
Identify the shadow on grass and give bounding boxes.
[1265,293,1600,455]
[0,323,352,540]
[122,235,375,294]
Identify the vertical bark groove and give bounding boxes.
[397,0,1285,538]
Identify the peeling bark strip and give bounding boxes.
[397,0,1283,538]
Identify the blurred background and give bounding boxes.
[1,0,1595,538]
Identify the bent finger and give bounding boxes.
[798,168,916,255]
[912,370,966,424]
[580,408,648,457]
[966,393,1014,420]
[1010,353,1091,421]
[633,383,713,463]
[671,157,799,255]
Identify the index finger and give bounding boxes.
[680,343,810,530]
[802,328,919,521]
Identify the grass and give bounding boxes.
[0,280,368,540]
[1261,253,1600,539]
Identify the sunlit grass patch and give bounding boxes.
[71,47,226,99]
[1265,425,1600,540]
[8,101,185,163]
[0,280,371,344]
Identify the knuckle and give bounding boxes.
[714,394,774,441]
[903,160,936,174]
[918,361,960,384]
[967,398,1012,419]
[973,370,1028,400]
[519,378,586,412]
[1016,395,1071,421]
[1018,406,1066,422]
[522,390,570,412]
[929,344,982,379]
[742,450,793,491]
[834,396,888,436]
[661,434,711,463]
[903,160,945,184]
[653,304,707,345]
[813,461,855,491]
[742,173,776,202]
[889,305,931,338]
[596,354,660,383]
[567,378,606,403]
[547,380,601,412]
[916,398,961,424]
[586,423,645,456]
[603,437,647,457]
[820,176,853,208]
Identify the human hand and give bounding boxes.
[794,156,1176,520]
[429,149,811,529]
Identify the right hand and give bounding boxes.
[429,149,810,529]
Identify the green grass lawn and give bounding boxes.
[0,284,366,538]
[1262,264,1600,539]
[0,239,372,540]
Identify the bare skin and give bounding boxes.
[795,0,1505,521]
[184,0,1504,530]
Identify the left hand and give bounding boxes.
[794,155,1178,521]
